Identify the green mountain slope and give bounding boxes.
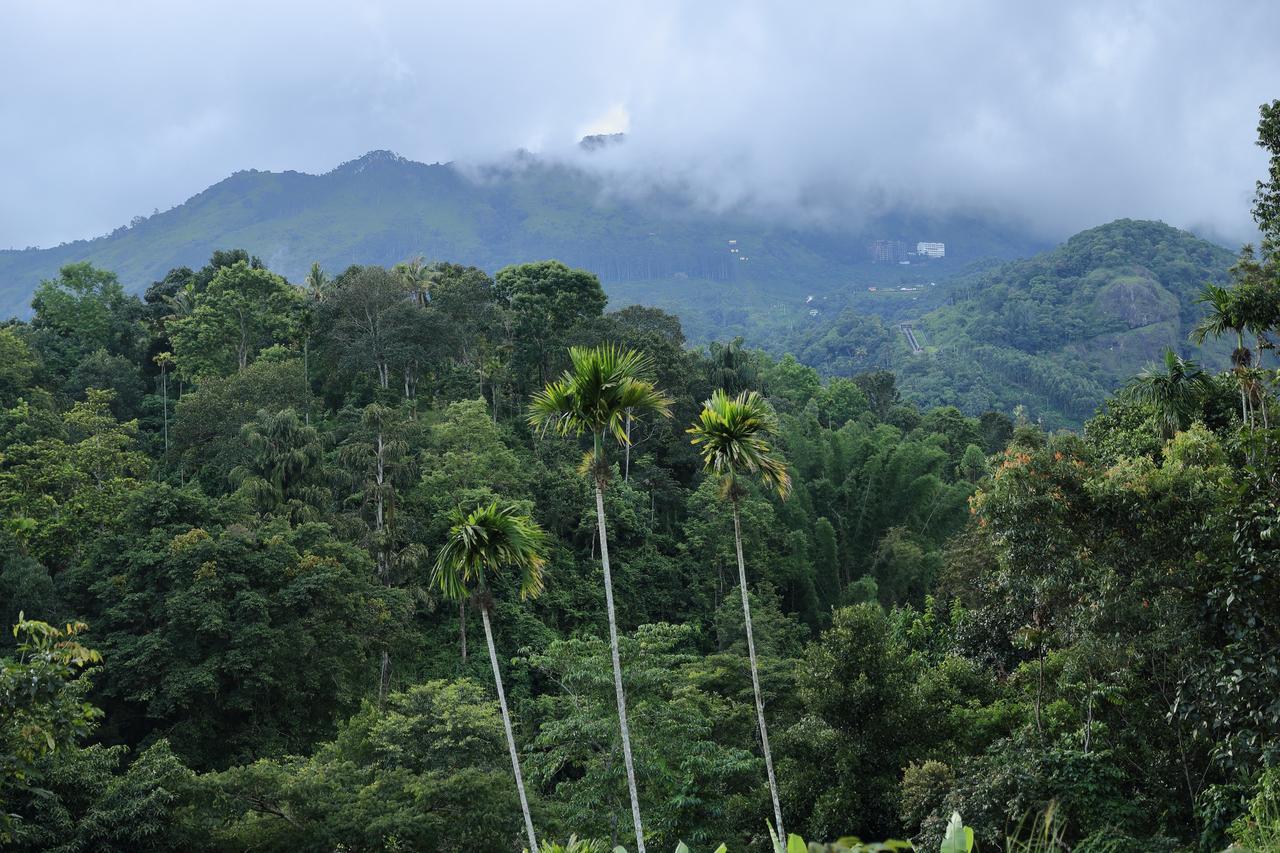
[788,219,1238,427]
[0,150,1045,333]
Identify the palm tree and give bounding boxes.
[1192,283,1252,423]
[394,255,436,307]
[153,351,174,453]
[304,261,331,302]
[1228,247,1280,429]
[160,283,196,328]
[1193,283,1249,362]
[229,408,331,522]
[528,345,672,853]
[688,389,791,843]
[1123,349,1213,439]
[300,263,330,421]
[433,501,548,853]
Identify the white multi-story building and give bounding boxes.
[916,242,945,258]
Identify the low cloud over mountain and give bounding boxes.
[2,1,1276,248]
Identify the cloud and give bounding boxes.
[578,105,631,140]
[0,0,1275,248]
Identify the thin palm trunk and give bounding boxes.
[378,650,390,711]
[733,502,785,843]
[481,605,539,853]
[160,368,169,453]
[595,479,646,853]
[375,428,390,709]
[460,600,468,663]
[1237,332,1252,427]
[303,337,310,426]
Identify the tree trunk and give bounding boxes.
[1083,684,1094,754]
[594,481,646,853]
[460,600,468,663]
[1034,641,1045,738]
[375,432,390,708]
[482,606,539,853]
[375,431,385,547]
[303,338,311,426]
[624,412,632,482]
[733,502,785,843]
[160,369,169,453]
[1238,369,1250,427]
[378,649,390,711]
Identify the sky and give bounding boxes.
[1,0,1277,249]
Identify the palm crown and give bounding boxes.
[1124,349,1213,438]
[528,344,673,452]
[1192,283,1249,356]
[433,501,548,604]
[689,389,791,499]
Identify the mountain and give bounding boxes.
[786,219,1239,428]
[0,149,1048,334]
[2,154,1236,427]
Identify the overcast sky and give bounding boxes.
[1,1,1276,249]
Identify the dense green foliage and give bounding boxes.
[786,220,1238,429]
[0,150,1041,328]
[2,102,1279,853]
[0,152,1239,432]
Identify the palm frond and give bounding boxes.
[688,389,792,498]
[1123,349,1212,438]
[528,378,589,436]
[1191,283,1242,344]
[432,501,548,604]
[527,344,673,445]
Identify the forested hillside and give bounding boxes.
[785,220,1238,428]
[0,148,1044,334]
[4,175,1280,852]
[1,148,1242,433]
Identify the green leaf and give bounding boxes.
[787,834,808,853]
[940,811,974,853]
[674,844,690,853]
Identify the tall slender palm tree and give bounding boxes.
[528,344,672,853]
[1228,247,1280,429]
[1123,349,1214,439]
[300,262,330,423]
[153,351,174,453]
[688,389,792,843]
[433,501,548,853]
[1193,283,1252,423]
